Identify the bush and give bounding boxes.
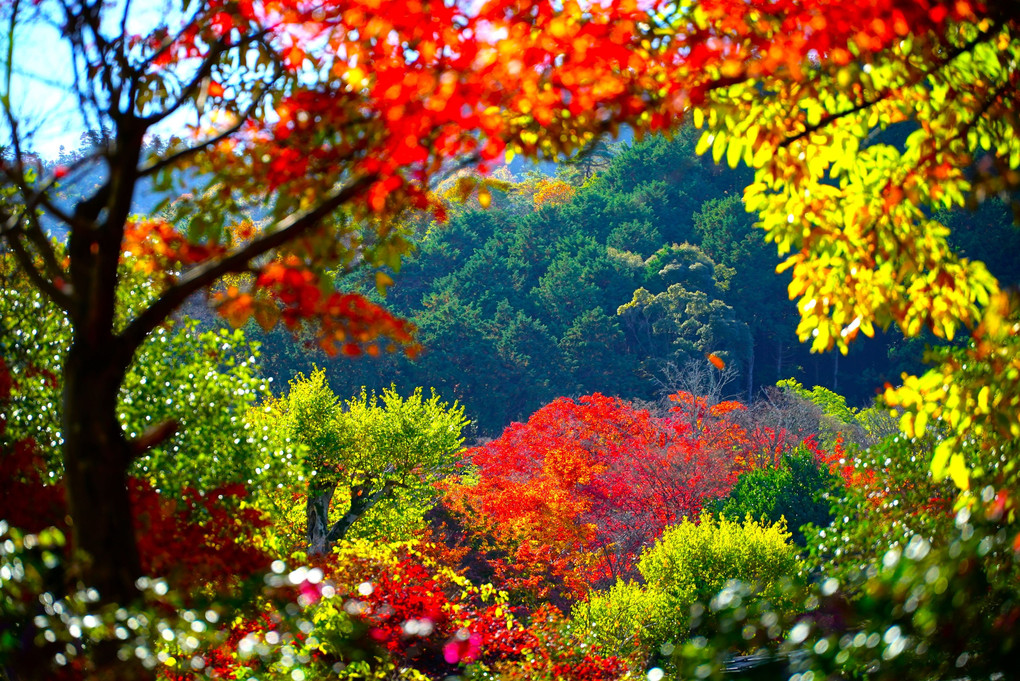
[716,446,835,545]
[574,514,801,668]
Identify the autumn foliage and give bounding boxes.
[443,393,768,599]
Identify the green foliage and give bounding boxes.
[788,502,1020,680]
[802,433,958,587]
[574,514,801,666]
[668,497,1020,681]
[254,370,468,546]
[715,446,836,546]
[572,580,671,658]
[617,280,752,372]
[0,255,273,494]
[777,379,858,426]
[638,514,799,608]
[124,322,273,495]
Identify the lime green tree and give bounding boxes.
[253,370,468,555]
[1,254,274,495]
[574,514,800,666]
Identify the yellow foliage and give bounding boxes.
[693,13,1020,488]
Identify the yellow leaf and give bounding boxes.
[899,411,915,438]
[914,410,928,434]
[930,440,951,480]
[947,453,970,490]
[726,138,743,169]
[712,133,727,164]
[695,131,712,156]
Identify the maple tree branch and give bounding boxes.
[0,165,69,285]
[119,173,377,353]
[138,45,230,126]
[128,419,179,460]
[780,21,1004,149]
[135,4,205,74]
[326,466,404,543]
[139,29,274,127]
[779,95,888,149]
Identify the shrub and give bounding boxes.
[574,514,801,668]
[716,446,836,545]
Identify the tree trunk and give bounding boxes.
[326,481,393,545]
[775,338,784,381]
[62,336,152,681]
[306,486,336,556]
[833,351,839,392]
[63,336,140,603]
[746,342,755,403]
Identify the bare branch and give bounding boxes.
[139,29,274,127]
[138,75,282,177]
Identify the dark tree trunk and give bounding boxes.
[746,342,755,403]
[325,480,394,545]
[305,477,398,555]
[62,333,153,681]
[775,338,784,381]
[61,117,148,608]
[62,335,140,603]
[833,351,839,392]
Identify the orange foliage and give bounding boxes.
[212,256,417,357]
[122,218,226,279]
[532,180,576,208]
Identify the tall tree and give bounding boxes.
[254,370,467,555]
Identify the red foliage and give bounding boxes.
[494,605,633,681]
[809,432,878,490]
[443,393,758,599]
[0,436,67,533]
[122,218,227,278]
[167,544,631,681]
[131,480,272,592]
[0,439,272,595]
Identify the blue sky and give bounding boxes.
[4,0,186,159]
[4,7,81,158]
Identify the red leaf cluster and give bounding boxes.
[131,480,272,593]
[122,218,227,278]
[0,440,272,595]
[214,256,417,356]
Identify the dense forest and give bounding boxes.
[243,128,1020,436]
[3,1,1020,681]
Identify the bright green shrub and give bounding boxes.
[715,446,835,545]
[573,579,673,657]
[575,514,801,667]
[639,513,799,607]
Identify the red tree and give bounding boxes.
[443,393,755,600]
